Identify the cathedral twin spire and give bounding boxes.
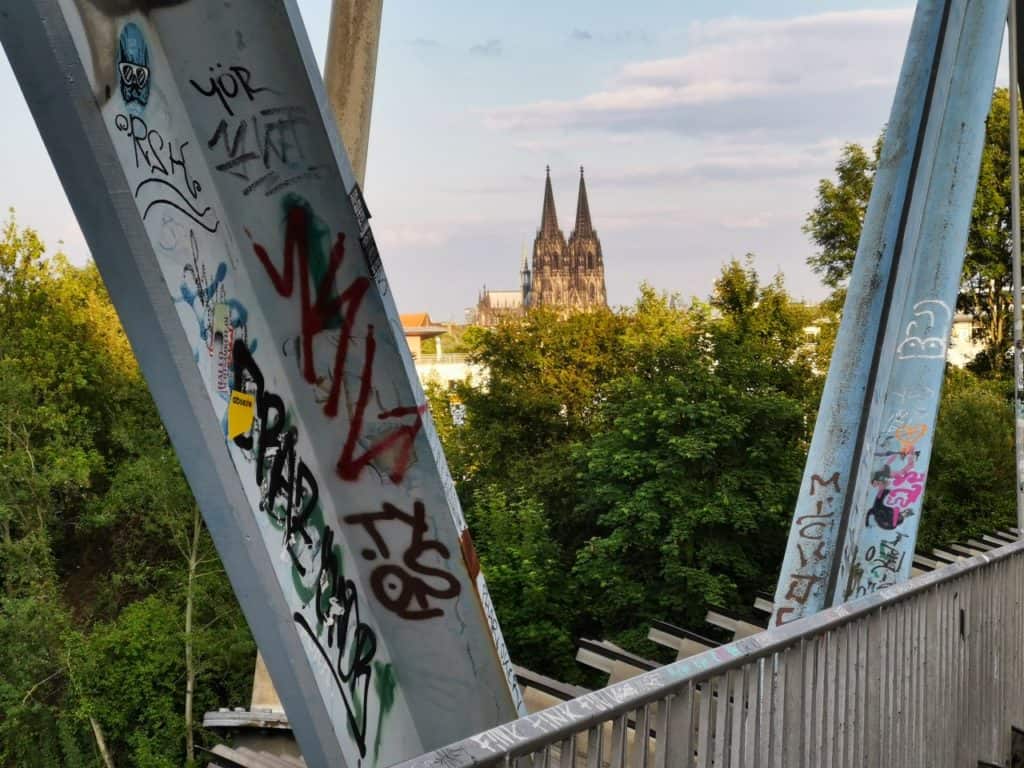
[573,167,594,239]
[539,165,593,241]
[477,167,607,324]
[529,166,607,311]
[540,165,562,238]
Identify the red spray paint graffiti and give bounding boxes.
[251,200,424,483]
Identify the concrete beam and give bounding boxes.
[324,0,384,187]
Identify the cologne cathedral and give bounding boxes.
[474,167,608,326]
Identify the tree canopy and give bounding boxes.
[805,88,1021,370]
[0,213,252,767]
[428,262,823,676]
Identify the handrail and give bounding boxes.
[396,536,1024,768]
[414,353,473,365]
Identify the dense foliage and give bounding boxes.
[428,264,824,677]
[0,213,253,767]
[431,278,1016,683]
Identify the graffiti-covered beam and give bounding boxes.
[0,2,524,767]
[773,0,1008,624]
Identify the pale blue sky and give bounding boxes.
[1,1,973,321]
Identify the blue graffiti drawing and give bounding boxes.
[176,229,256,367]
[118,23,151,107]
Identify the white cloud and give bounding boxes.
[484,9,912,139]
[594,139,844,186]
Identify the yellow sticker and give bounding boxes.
[227,390,256,439]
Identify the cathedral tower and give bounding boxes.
[520,244,533,308]
[566,166,607,308]
[529,166,568,308]
[529,166,607,311]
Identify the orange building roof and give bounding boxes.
[400,312,432,329]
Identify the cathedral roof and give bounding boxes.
[540,165,561,238]
[482,290,523,310]
[573,166,594,238]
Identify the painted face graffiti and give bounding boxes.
[117,23,151,106]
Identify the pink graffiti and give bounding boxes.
[869,429,927,529]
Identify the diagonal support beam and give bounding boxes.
[774,0,1008,624]
[0,2,524,766]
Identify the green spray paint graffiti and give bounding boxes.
[373,660,397,761]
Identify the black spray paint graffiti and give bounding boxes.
[844,531,910,599]
[774,472,840,626]
[115,113,220,233]
[344,501,461,620]
[194,62,323,196]
[206,107,322,196]
[189,63,275,116]
[232,340,378,757]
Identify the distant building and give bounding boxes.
[947,312,985,367]
[399,313,446,359]
[473,288,524,327]
[801,311,984,370]
[528,165,607,312]
[400,312,484,388]
[473,167,608,325]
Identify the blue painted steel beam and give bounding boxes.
[773,0,952,625]
[836,0,1007,601]
[774,0,1008,624]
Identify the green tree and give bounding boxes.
[0,214,104,765]
[449,307,631,554]
[963,89,1017,370]
[421,324,472,355]
[572,264,817,649]
[804,90,1020,369]
[804,139,881,291]
[439,266,828,675]
[464,485,576,679]
[0,213,253,767]
[920,369,1016,550]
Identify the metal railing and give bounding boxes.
[395,538,1024,768]
[414,353,472,365]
